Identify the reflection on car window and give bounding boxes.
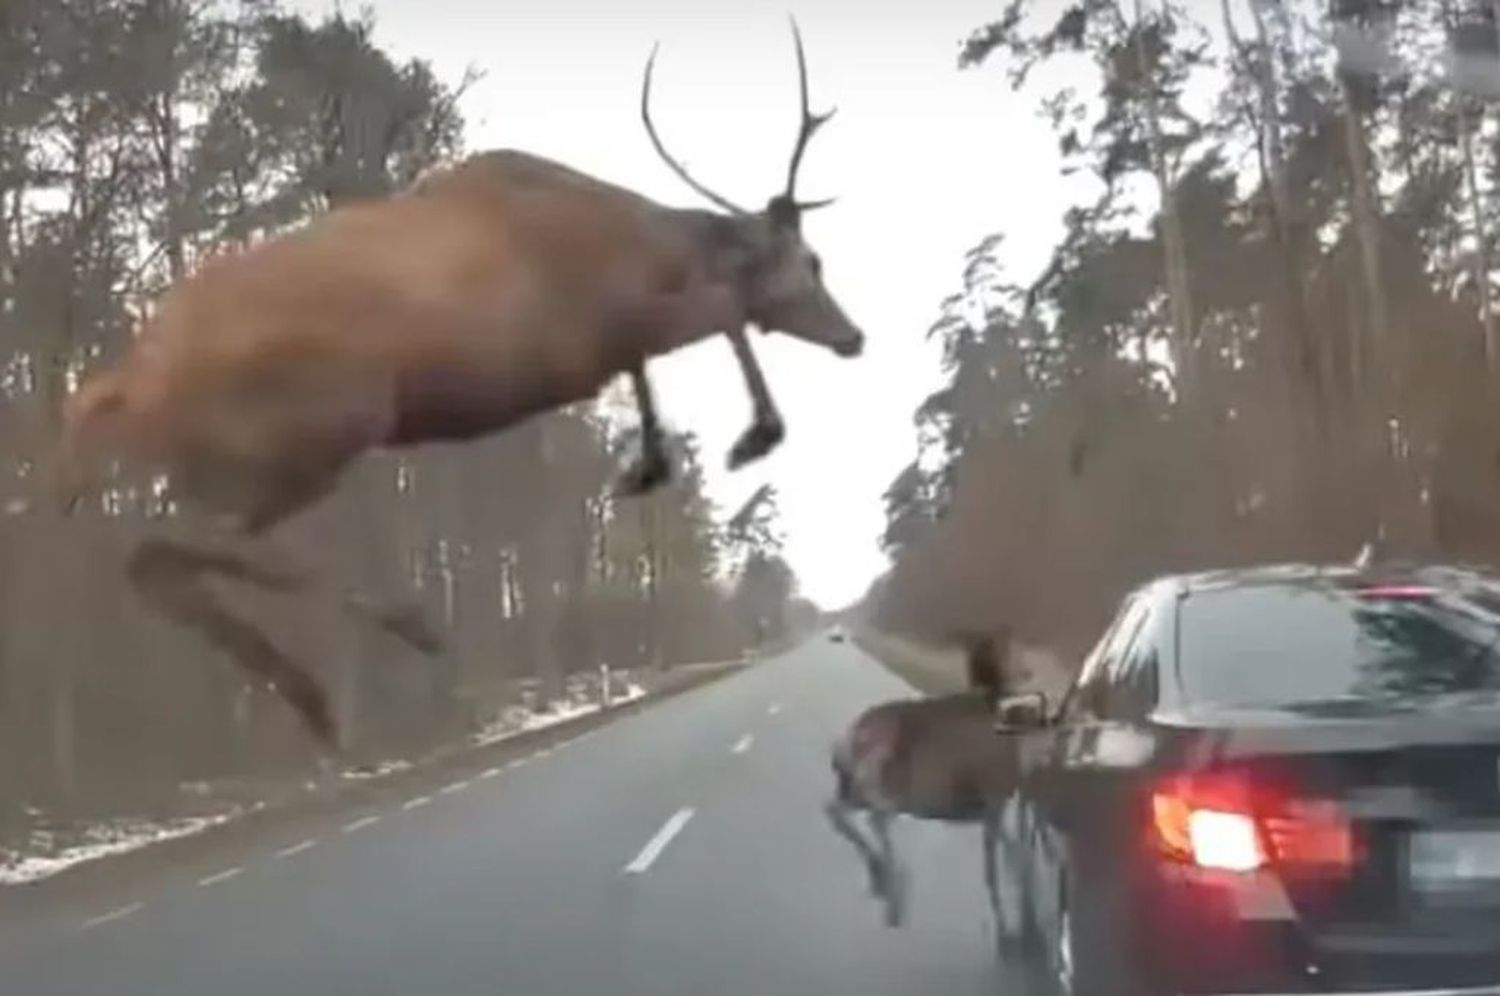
[1063,594,1148,721]
[1102,604,1157,721]
[1177,585,1500,708]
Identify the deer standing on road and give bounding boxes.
[825,629,1024,934]
[48,20,863,747]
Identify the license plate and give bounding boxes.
[1409,830,1500,901]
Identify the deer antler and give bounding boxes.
[783,16,837,213]
[641,43,750,216]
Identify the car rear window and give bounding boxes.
[1176,583,1500,708]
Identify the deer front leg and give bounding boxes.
[724,327,785,469]
[613,365,673,497]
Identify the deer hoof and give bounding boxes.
[372,603,445,655]
[268,668,338,748]
[728,418,785,469]
[613,450,672,497]
[883,865,910,928]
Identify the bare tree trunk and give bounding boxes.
[1460,98,1497,369]
[1225,0,1329,538]
[1247,0,1320,410]
[517,422,565,701]
[1132,0,1196,403]
[1335,68,1389,398]
[640,499,663,670]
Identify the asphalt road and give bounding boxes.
[0,640,1024,995]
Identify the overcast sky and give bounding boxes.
[291,0,1074,608]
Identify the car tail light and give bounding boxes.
[1151,770,1356,877]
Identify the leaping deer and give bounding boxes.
[48,20,863,747]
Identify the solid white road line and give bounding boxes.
[81,903,143,930]
[403,796,432,811]
[342,815,381,833]
[731,734,754,755]
[198,867,243,887]
[623,808,695,875]
[276,839,317,859]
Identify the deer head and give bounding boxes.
[641,18,864,359]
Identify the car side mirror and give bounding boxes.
[995,691,1049,730]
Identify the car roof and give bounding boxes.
[1147,560,1500,601]
[1119,561,1500,715]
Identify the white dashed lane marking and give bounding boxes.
[80,903,143,930]
[276,839,317,859]
[342,816,381,833]
[439,780,470,795]
[198,867,243,887]
[403,796,432,811]
[732,734,754,755]
[623,808,695,875]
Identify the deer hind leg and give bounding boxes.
[613,365,673,497]
[182,517,441,659]
[825,750,890,897]
[341,593,444,655]
[824,796,887,899]
[126,536,335,746]
[237,456,445,659]
[868,808,908,927]
[724,328,785,470]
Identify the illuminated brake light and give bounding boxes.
[1151,772,1355,877]
[1187,810,1265,872]
[1152,778,1266,872]
[1263,803,1356,870]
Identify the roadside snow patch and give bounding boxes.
[611,683,646,706]
[341,759,414,781]
[471,683,646,746]
[0,811,242,886]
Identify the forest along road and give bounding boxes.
[0,640,1024,996]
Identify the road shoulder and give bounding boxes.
[0,659,746,931]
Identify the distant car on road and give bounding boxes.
[828,626,847,643]
[993,562,1500,996]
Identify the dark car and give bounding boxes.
[994,563,1500,996]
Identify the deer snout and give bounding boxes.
[833,331,864,358]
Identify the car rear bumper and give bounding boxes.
[1144,866,1500,995]
[1206,988,1500,995]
